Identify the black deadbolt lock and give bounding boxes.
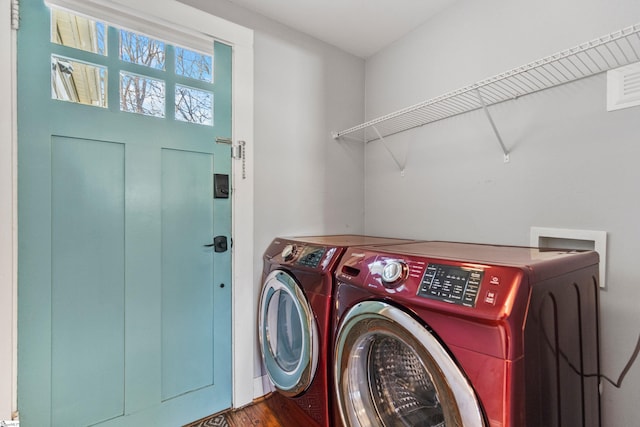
[214,174,230,199]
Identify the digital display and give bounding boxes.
[296,246,326,268]
[417,263,483,307]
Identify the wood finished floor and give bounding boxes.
[185,392,322,427]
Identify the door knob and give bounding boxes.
[204,235,228,252]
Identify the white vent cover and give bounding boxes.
[607,61,640,111]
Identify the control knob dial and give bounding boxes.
[381,260,408,288]
[281,244,296,261]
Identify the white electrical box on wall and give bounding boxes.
[530,227,607,288]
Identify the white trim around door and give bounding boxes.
[0,0,18,421]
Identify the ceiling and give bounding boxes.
[226,0,459,58]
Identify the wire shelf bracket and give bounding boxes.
[371,126,407,174]
[332,23,640,162]
[476,89,510,162]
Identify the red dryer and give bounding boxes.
[333,241,601,427]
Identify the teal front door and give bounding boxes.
[17,2,233,426]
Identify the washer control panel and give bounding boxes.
[336,243,535,321]
[266,238,342,274]
[417,264,484,307]
[296,245,326,268]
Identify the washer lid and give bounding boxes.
[334,300,486,427]
[258,270,319,396]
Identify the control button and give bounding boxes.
[490,275,500,285]
[450,292,462,301]
[281,244,296,261]
[381,260,408,288]
[484,290,497,305]
[463,294,477,304]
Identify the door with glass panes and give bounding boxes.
[17,1,233,426]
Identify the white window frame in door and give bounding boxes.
[0,0,254,419]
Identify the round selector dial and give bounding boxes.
[281,244,296,261]
[381,260,408,288]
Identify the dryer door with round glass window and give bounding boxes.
[259,270,319,397]
[334,300,486,427]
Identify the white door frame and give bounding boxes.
[0,0,255,419]
[0,0,18,421]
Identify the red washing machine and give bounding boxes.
[333,241,601,427]
[258,235,413,427]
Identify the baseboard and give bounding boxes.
[253,375,274,399]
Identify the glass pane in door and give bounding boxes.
[120,72,165,117]
[51,8,107,55]
[51,56,107,107]
[119,29,165,69]
[175,85,213,125]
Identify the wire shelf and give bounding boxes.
[332,23,640,143]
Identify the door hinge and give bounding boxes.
[11,0,19,30]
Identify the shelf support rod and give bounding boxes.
[371,126,405,174]
[475,89,510,162]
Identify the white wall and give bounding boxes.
[177,0,366,384]
[364,1,640,426]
